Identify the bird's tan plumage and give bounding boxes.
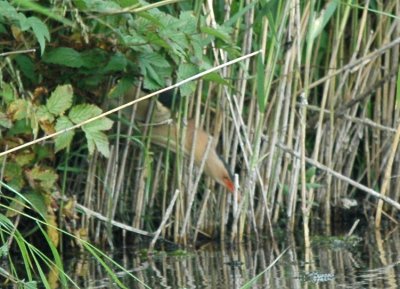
[123,86,235,193]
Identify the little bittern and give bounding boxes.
[124,86,235,194]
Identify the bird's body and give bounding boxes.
[149,119,235,193]
[123,85,236,194]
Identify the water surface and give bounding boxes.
[63,226,400,288]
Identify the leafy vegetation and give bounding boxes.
[1,0,400,288]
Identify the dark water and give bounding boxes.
[60,227,400,289]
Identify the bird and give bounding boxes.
[123,85,236,194]
[149,119,235,194]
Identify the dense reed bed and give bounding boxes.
[1,1,399,250]
[1,0,400,287]
[71,0,400,246]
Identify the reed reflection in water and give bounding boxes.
[64,227,400,289]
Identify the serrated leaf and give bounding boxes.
[139,52,170,68]
[36,105,54,122]
[15,150,35,166]
[177,63,198,97]
[83,117,113,131]
[46,84,73,116]
[145,64,165,87]
[86,135,95,155]
[7,99,29,120]
[0,83,16,104]
[178,11,197,34]
[26,16,50,55]
[42,47,83,68]
[4,162,24,191]
[26,167,58,191]
[83,128,110,157]
[0,2,17,18]
[69,104,102,124]
[100,52,128,73]
[54,116,74,152]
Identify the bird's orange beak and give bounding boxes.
[224,178,241,202]
[223,178,235,193]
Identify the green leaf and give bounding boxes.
[6,119,31,136]
[26,16,50,55]
[15,150,35,166]
[23,281,38,289]
[12,0,73,26]
[203,72,229,85]
[0,112,12,128]
[83,117,113,132]
[178,11,197,34]
[42,47,83,68]
[33,145,51,162]
[224,1,257,27]
[307,0,338,42]
[7,99,29,120]
[46,85,73,116]
[145,64,165,87]
[14,55,37,83]
[107,77,135,99]
[4,162,24,191]
[1,83,16,104]
[101,52,128,73]
[36,105,54,123]
[201,26,231,43]
[0,2,17,18]
[24,192,47,218]
[139,52,170,68]
[81,49,108,68]
[83,0,121,12]
[54,116,74,152]
[5,196,26,218]
[69,104,102,124]
[83,129,110,157]
[0,242,9,257]
[177,63,198,97]
[26,167,58,191]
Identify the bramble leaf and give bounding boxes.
[54,116,74,152]
[42,47,83,68]
[26,16,50,55]
[69,104,102,124]
[46,85,73,116]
